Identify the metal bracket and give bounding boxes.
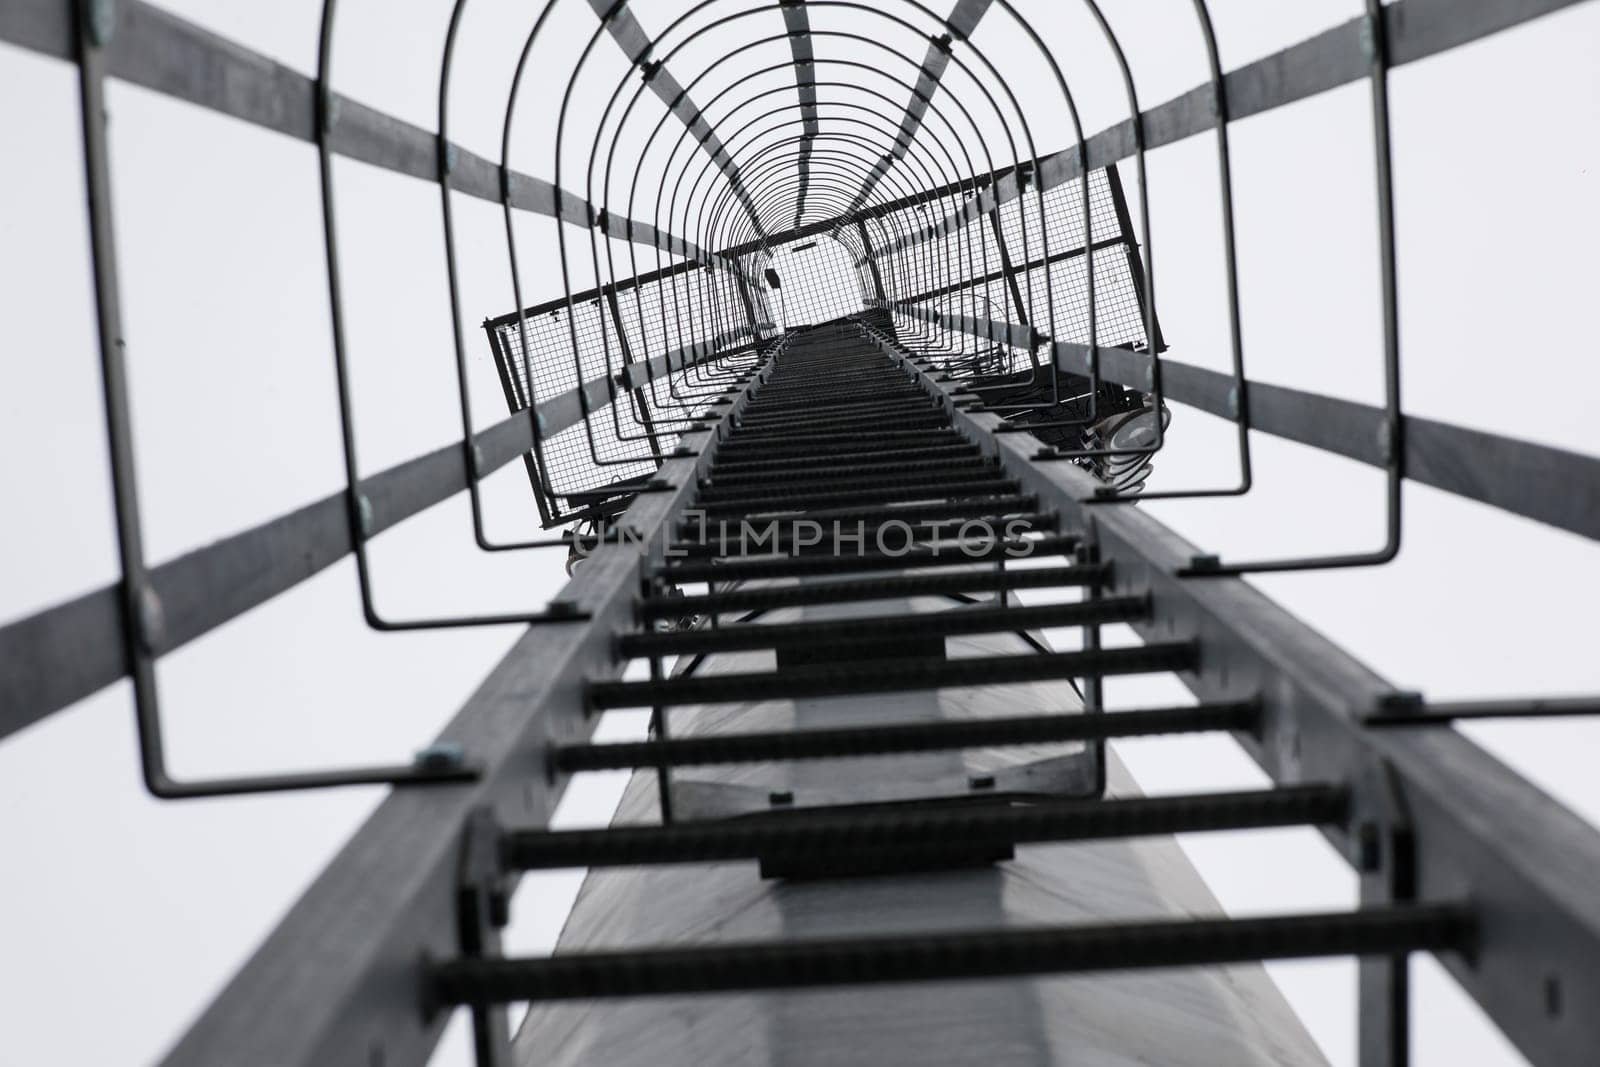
[455,808,513,1067]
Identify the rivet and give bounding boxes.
[1225,384,1240,420]
[1358,14,1378,63]
[968,774,996,791]
[768,790,794,807]
[1375,420,1393,461]
[84,0,117,47]
[356,493,374,537]
[322,89,341,130]
[444,142,459,175]
[413,741,465,771]
[471,443,486,476]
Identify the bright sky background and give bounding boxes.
[2,1,1598,1064]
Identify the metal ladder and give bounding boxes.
[421,321,1466,1065]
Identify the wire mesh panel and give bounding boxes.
[880,166,1153,360]
[766,236,868,327]
[484,263,748,527]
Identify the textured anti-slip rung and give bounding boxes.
[696,478,1022,519]
[619,594,1146,658]
[746,380,913,405]
[738,392,930,419]
[499,785,1348,869]
[667,514,1059,557]
[705,453,992,490]
[427,905,1470,1005]
[696,464,1002,503]
[739,379,915,404]
[639,563,1105,620]
[687,495,1041,530]
[725,417,955,444]
[587,642,1195,709]
[554,701,1259,772]
[734,400,938,429]
[715,425,965,449]
[707,442,980,475]
[656,535,1079,585]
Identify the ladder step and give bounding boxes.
[704,453,991,489]
[708,442,978,474]
[726,414,952,441]
[587,643,1196,709]
[683,495,1040,531]
[500,785,1348,869]
[714,428,965,451]
[696,464,1002,502]
[697,480,1023,519]
[639,563,1106,618]
[667,513,1058,557]
[553,700,1260,771]
[619,594,1143,658]
[657,535,1077,584]
[427,905,1470,1004]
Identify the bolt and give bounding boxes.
[84,0,117,47]
[1357,822,1382,872]
[1544,975,1563,1018]
[768,790,794,807]
[1358,14,1378,63]
[471,443,486,476]
[413,741,465,772]
[444,142,459,175]
[968,774,996,791]
[1374,420,1393,462]
[355,493,374,537]
[1188,553,1222,573]
[134,585,166,655]
[489,887,511,928]
[535,410,548,435]
[1225,384,1240,420]
[546,599,579,618]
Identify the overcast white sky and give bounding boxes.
[2,2,1598,1064]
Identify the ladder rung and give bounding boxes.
[696,464,999,502]
[553,701,1260,771]
[696,477,1017,518]
[704,454,991,489]
[428,905,1470,1004]
[619,595,1144,658]
[586,643,1196,709]
[501,785,1348,869]
[694,494,1039,528]
[638,563,1106,619]
[657,535,1077,584]
[708,442,978,475]
[667,513,1058,556]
